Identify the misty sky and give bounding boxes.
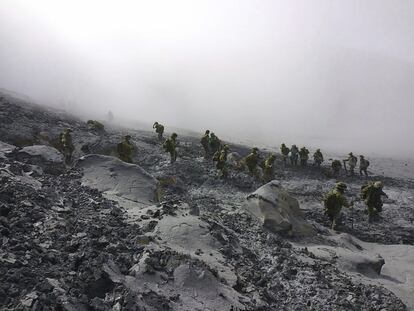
[1,0,413,156]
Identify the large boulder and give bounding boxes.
[77,154,158,208]
[16,145,65,174]
[243,181,315,237]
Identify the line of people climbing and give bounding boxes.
[56,122,386,230]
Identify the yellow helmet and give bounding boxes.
[374,181,383,188]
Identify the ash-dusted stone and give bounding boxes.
[77,154,159,208]
[243,181,316,236]
[16,145,65,174]
[19,145,63,163]
[0,141,16,158]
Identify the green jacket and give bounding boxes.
[299,148,309,160]
[163,138,177,153]
[117,140,133,157]
[324,189,350,216]
[314,151,323,162]
[332,160,342,169]
[154,124,164,134]
[280,145,290,156]
[201,134,209,147]
[60,131,74,152]
[245,152,259,168]
[362,185,387,207]
[216,150,228,169]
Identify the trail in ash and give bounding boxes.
[0,92,413,310]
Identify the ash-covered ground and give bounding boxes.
[1,93,413,311]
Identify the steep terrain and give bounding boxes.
[1,93,413,310]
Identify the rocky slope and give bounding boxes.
[0,93,412,310]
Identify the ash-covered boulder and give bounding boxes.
[243,181,315,237]
[0,141,16,158]
[353,254,385,275]
[16,145,65,174]
[77,154,159,207]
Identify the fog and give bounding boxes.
[1,0,413,157]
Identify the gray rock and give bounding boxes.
[77,154,159,208]
[0,141,15,158]
[19,145,63,163]
[20,291,38,307]
[243,181,316,237]
[355,254,385,275]
[17,145,65,174]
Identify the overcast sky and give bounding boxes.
[0,0,413,156]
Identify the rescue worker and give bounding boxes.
[209,133,221,156]
[280,143,290,165]
[215,145,230,178]
[299,147,310,166]
[290,145,299,166]
[59,128,74,165]
[359,155,370,177]
[361,181,388,222]
[200,130,210,159]
[153,122,165,141]
[245,147,260,177]
[313,149,324,167]
[331,160,342,177]
[263,154,276,183]
[117,135,134,163]
[163,133,178,163]
[323,182,353,230]
[344,152,358,176]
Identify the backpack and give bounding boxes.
[212,151,220,162]
[323,191,337,210]
[201,135,209,146]
[360,183,373,200]
[163,139,171,152]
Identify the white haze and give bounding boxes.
[0,0,413,157]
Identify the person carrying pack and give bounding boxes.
[323,182,353,230]
[359,155,370,177]
[280,143,290,165]
[163,133,178,163]
[344,152,358,176]
[263,154,276,183]
[215,145,230,178]
[209,133,221,156]
[153,122,165,141]
[299,147,310,166]
[290,145,299,166]
[245,147,261,177]
[361,181,388,222]
[313,149,324,167]
[117,135,134,163]
[331,159,342,177]
[59,128,75,165]
[200,130,210,159]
